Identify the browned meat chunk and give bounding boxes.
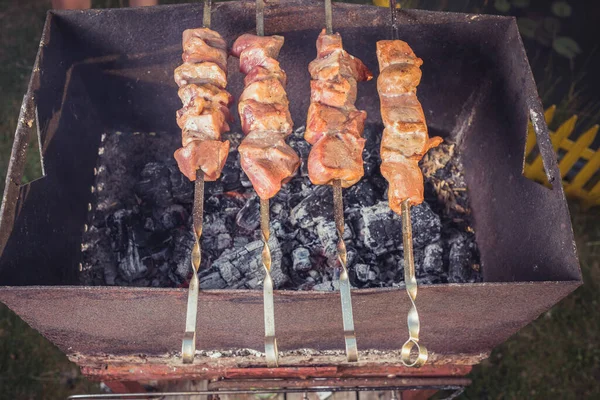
[173,27,232,182]
[232,34,300,200]
[174,140,230,182]
[307,133,366,188]
[305,29,372,187]
[376,40,442,210]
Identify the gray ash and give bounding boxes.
[80,126,481,290]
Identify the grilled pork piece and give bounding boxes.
[174,28,232,181]
[376,40,443,212]
[305,29,373,188]
[232,34,300,200]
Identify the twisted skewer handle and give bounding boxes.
[400,199,427,367]
[333,180,358,362]
[261,198,278,367]
[182,172,204,363]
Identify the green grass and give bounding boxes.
[462,204,600,400]
[0,306,101,400]
[0,1,599,399]
[0,0,46,184]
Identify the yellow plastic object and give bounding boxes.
[373,0,400,8]
[524,105,600,208]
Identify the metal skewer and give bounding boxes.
[325,0,333,34]
[181,0,212,365]
[325,0,358,363]
[255,0,278,368]
[389,0,427,367]
[400,199,427,367]
[261,197,278,367]
[333,180,358,362]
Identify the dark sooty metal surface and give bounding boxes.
[0,1,581,360]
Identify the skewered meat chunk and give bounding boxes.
[376,40,443,212]
[175,140,230,182]
[305,103,366,143]
[174,62,228,89]
[178,83,232,112]
[239,132,301,200]
[232,34,300,200]
[182,27,227,52]
[305,29,373,188]
[173,28,232,182]
[182,29,228,71]
[307,133,366,188]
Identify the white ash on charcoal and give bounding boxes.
[80,126,481,289]
[213,235,287,289]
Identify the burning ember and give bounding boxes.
[80,125,480,290]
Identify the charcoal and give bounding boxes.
[289,134,311,177]
[144,217,155,231]
[168,162,194,204]
[345,180,378,209]
[448,234,473,283]
[236,196,260,231]
[354,263,376,282]
[271,202,284,216]
[362,126,381,177]
[359,201,440,256]
[106,209,147,282]
[203,213,229,237]
[296,229,317,246]
[417,276,436,285]
[308,270,321,280]
[135,162,172,207]
[104,264,117,285]
[81,129,481,289]
[133,278,150,287]
[410,203,442,247]
[118,228,147,282]
[171,228,194,281]
[272,220,293,241]
[290,185,333,228]
[422,242,444,276]
[159,204,188,230]
[213,235,287,289]
[216,233,232,250]
[346,247,358,268]
[292,247,312,272]
[158,262,169,273]
[239,161,253,188]
[205,193,244,216]
[220,160,242,192]
[313,280,340,291]
[233,236,250,248]
[357,202,398,256]
[200,271,228,289]
[216,259,241,285]
[150,247,169,264]
[106,209,134,252]
[315,220,338,262]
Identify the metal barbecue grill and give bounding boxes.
[0,0,582,394]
